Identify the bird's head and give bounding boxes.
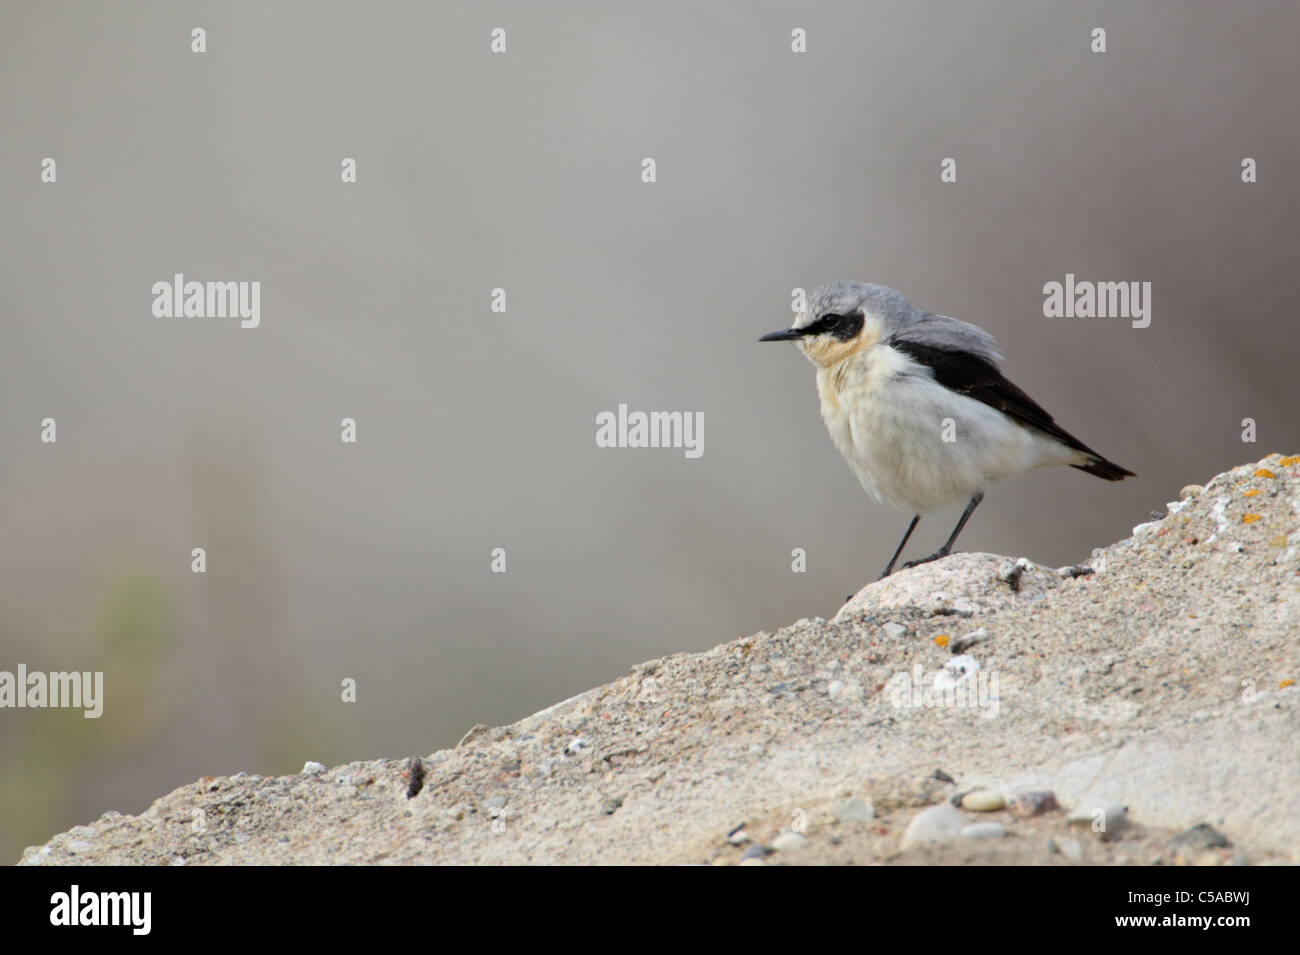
[759,281,888,368]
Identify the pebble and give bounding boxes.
[600,794,624,815]
[961,822,1006,840]
[1179,484,1205,500]
[998,558,1033,591]
[1055,837,1085,863]
[739,844,770,860]
[1011,790,1059,817]
[900,805,965,849]
[934,655,979,690]
[727,829,751,845]
[770,831,807,852]
[960,789,1006,812]
[1067,800,1128,833]
[301,761,326,775]
[832,798,875,824]
[882,622,907,639]
[1168,823,1230,852]
[950,628,988,653]
[831,681,864,701]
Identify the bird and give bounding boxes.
[760,281,1134,580]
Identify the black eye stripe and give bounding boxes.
[809,312,863,341]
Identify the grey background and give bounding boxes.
[2,0,1297,859]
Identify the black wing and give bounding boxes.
[890,339,1135,481]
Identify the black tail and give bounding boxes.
[1073,456,1136,481]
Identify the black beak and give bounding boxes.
[758,327,805,342]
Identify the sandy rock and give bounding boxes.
[17,454,1300,866]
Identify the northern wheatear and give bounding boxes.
[760,281,1134,579]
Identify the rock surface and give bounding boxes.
[19,454,1300,866]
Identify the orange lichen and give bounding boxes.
[1254,468,1276,479]
[1279,455,1300,466]
[934,634,950,648]
[1243,489,1264,497]
[1242,514,1262,524]
[1281,679,1295,689]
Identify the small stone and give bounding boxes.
[1056,563,1095,579]
[1067,799,1128,833]
[950,628,988,653]
[961,789,1006,812]
[882,622,907,639]
[739,844,770,860]
[1057,837,1085,863]
[998,559,1030,592]
[832,798,875,824]
[301,761,326,775]
[738,857,767,866]
[907,773,951,806]
[900,805,965,849]
[1179,484,1205,500]
[1168,823,1230,852]
[961,822,1006,840]
[599,794,624,815]
[727,829,751,845]
[944,655,979,679]
[770,831,807,852]
[1011,790,1059,817]
[565,737,587,755]
[831,681,863,701]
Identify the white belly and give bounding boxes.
[817,346,1084,515]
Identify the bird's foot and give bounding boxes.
[901,550,950,570]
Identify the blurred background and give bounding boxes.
[2,0,1298,860]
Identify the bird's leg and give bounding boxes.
[878,514,921,579]
[901,492,984,570]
